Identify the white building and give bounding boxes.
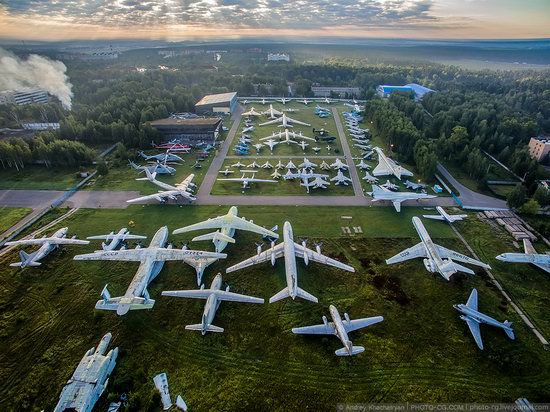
[0,88,49,106]
[528,136,550,162]
[267,53,290,62]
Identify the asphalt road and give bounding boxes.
[0,190,65,208]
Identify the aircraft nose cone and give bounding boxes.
[117,304,131,316]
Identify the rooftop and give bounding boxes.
[195,92,237,106]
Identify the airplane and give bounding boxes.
[298,141,308,151]
[248,161,261,169]
[219,168,235,176]
[319,161,331,171]
[297,98,311,105]
[162,273,263,335]
[314,106,330,114]
[192,161,202,169]
[242,126,254,134]
[275,160,285,169]
[261,130,316,146]
[361,150,374,159]
[252,143,264,153]
[152,141,190,152]
[309,175,330,189]
[454,288,515,350]
[129,159,176,175]
[239,136,252,143]
[368,185,436,212]
[285,160,297,169]
[242,107,262,117]
[259,113,311,128]
[423,206,468,223]
[496,239,550,274]
[172,206,279,253]
[262,104,283,119]
[231,161,246,168]
[233,147,249,155]
[344,102,363,113]
[217,170,277,189]
[381,180,399,191]
[405,180,427,190]
[292,305,383,356]
[126,169,196,204]
[227,221,355,303]
[372,147,413,180]
[278,97,290,105]
[86,228,147,251]
[263,139,279,151]
[5,227,89,268]
[330,158,349,170]
[139,150,184,163]
[355,143,371,151]
[261,161,273,169]
[323,97,332,104]
[253,98,268,105]
[284,168,330,193]
[362,172,379,183]
[318,112,329,119]
[386,217,491,280]
[315,135,337,143]
[271,170,282,179]
[356,160,371,170]
[326,145,332,152]
[299,158,317,169]
[331,170,352,186]
[313,147,321,153]
[177,244,223,285]
[73,226,225,315]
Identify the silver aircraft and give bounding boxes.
[162,273,264,335]
[259,113,311,128]
[227,221,355,303]
[423,206,467,223]
[74,226,225,315]
[283,168,330,193]
[5,227,89,267]
[496,239,550,274]
[127,169,196,203]
[372,147,413,180]
[172,206,279,253]
[454,288,515,350]
[368,185,436,212]
[292,305,384,356]
[386,217,491,280]
[86,228,147,251]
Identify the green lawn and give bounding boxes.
[1,206,549,410]
[0,166,88,190]
[0,207,33,234]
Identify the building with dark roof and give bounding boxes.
[149,117,223,145]
[195,92,238,115]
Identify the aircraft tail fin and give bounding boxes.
[185,324,224,333]
[95,285,155,315]
[503,321,515,340]
[10,251,40,267]
[335,345,365,356]
[269,287,290,303]
[296,287,318,303]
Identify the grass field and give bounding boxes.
[0,207,32,234]
[0,166,87,190]
[1,206,549,411]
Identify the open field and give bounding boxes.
[1,206,549,410]
[0,207,32,234]
[0,166,87,190]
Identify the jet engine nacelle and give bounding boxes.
[270,241,276,266]
[344,313,351,322]
[423,258,435,273]
[315,243,322,255]
[322,315,328,326]
[302,240,309,265]
[256,243,262,256]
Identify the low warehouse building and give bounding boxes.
[149,117,223,146]
[195,92,238,115]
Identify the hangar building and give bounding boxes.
[195,92,238,115]
[149,117,223,146]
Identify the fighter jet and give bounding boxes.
[297,98,311,105]
[262,104,283,119]
[276,160,285,169]
[5,227,89,268]
[372,147,413,180]
[241,125,255,134]
[423,206,467,223]
[227,221,354,303]
[219,168,235,176]
[313,147,321,153]
[331,170,352,186]
[381,180,399,191]
[405,180,427,190]
[252,143,264,153]
[242,107,262,117]
[261,161,273,169]
[454,288,515,350]
[54,333,118,412]
[278,97,290,105]
[319,161,331,171]
[231,161,246,168]
[330,158,349,170]
[263,139,279,152]
[286,160,297,169]
[356,160,371,170]
[173,206,278,253]
[127,169,196,204]
[217,170,278,190]
[368,185,436,212]
[248,160,261,169]
[284,168,330,193]
[362,172,379,184]
[86,228,146,251]
[73,226,225,315]
[259,113,311,128]
[162,273,263,335]
[179,244,224,286]
[292,305,383,356]
[129,159,176,175]
[299,158,317,169]
[386,217,491,280]
[309,176,330,189]
[297,141,309,151]
[271,170,282,179]
[496,239,550,274]
[139,150,184,163]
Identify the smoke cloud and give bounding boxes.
[0,48,73,110]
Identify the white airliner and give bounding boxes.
[372,147,413,180]
[368,185,435,212]
[454,288,515,350]
[260,130,316,149]
[86,228,146,251]
[423,206,467,223]
[262,104,283,119]
[496,239,550,274]
[73,226,225,315]
[127,169,196,203]
[5,227,89,267]
[331,170,352,186]
[292,305,383,356]
[259,113,311,128]
[162,273,263,334]
[386,217,491,280]
[227,221,354,303]
[217,170,278,189]
[172,206,278,253]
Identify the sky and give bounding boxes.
[0,0,548,41]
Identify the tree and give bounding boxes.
[506,185,527,209]
[519,198,540,215]
[97,160,109,176]
[533,186,550,207]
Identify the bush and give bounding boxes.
[97,160,109,176]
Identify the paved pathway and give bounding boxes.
[63,190,141,209]
[0,189,66,208]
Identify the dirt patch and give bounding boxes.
[370,274,411,306]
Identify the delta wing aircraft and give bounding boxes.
[74,226,225,315]
[496,239,550,274]
[127,169,196,204]
[423,206,467,223]
[386,217,491,280]
[292,305,383,356]
[217,170,277,189]
[173,206,278,253]
[454,288,515,350]
[5,227,89,267]
[162,273,263,334]
[259,113,311,128]
[368,185,436,212]
[227,221,354,303]
[86,228,146,251]
[372,147,413,180]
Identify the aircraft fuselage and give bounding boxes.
[282,222,298,299]
[453,304,512,331]
[412,217,445,273]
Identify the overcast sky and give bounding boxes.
[0,0,548,41]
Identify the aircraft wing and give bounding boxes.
[292,323,335,335]
[422,214,445,221]
[126,190,194,203]
[372,161,392,176]
[343,316,384,333]
[289,119,311,126]
[226,216,280,237]
[226,242,285,272]
[162,289,213,299]
[176,174,195,190]
[6,238,89,246]
[74,248,225,262]
[214,290,264,304]
[466,289,478,310]
[122,234,148,240]
[392,200,403,212]
[386,242,426,264]
[523,239,537,255]
[464,318,484,350]
[259,118,281,126]
[173,216,229,233]
[294,243,355,272]
[246,178,278,183]
[435,245,490,269]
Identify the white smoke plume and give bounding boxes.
[0,48,73,110]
